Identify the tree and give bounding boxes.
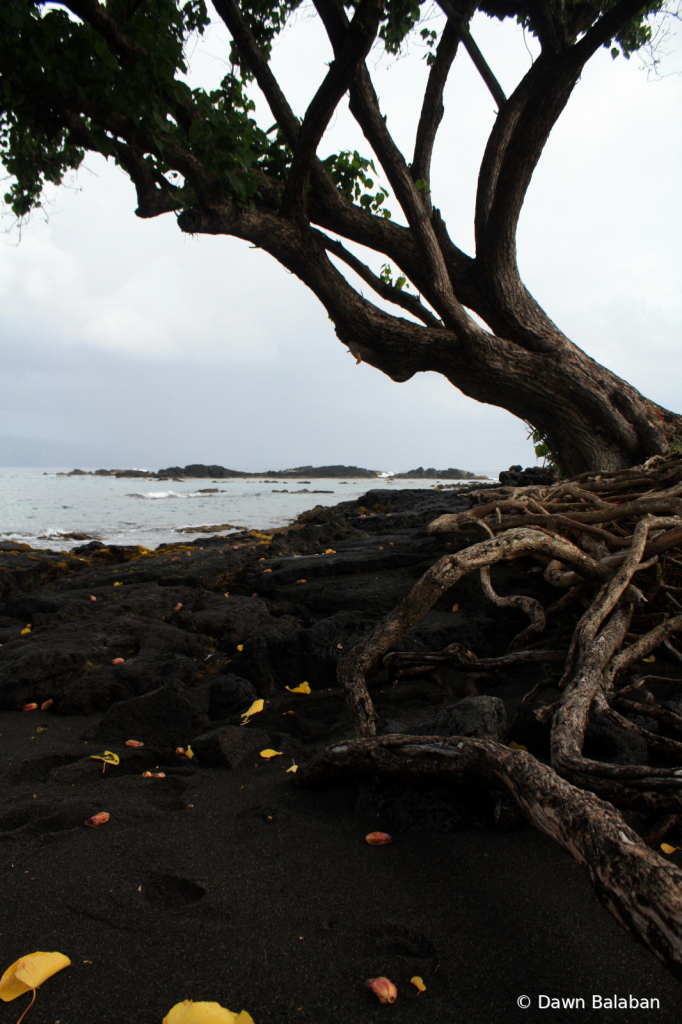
[1,0,681,473]
[5,1,682,981]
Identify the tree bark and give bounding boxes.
[179,197,682,477]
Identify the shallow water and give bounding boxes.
[0,467,472,550]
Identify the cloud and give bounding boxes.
[0,333,529,473]
[0,194,324,363]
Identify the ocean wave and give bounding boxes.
[1,531,39,544]
[126,490,185,500]
[38,530,100,541]
[126,489,228,500]
[0,528,102,547]
[2,528,101,541]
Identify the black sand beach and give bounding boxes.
[1,486,681,1023]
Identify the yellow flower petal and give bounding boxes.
[90,751,120,766]
[0,952,71,1002]
[286,761,298,773]
[240,699,264,721]
[163,999,254,1023]
[285,682,311,695]
[21,627,31,635]
[260,749,283,760]
[410,976,426,993]
[642,655,656,663]
[508,741,528,752]
[114,581,122,586]
[661,843,680,855]
[237,644,244,652]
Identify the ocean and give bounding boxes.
[0,467,474,550]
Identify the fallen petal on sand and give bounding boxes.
[366,977,397,1004]
[365,832,392,845]
[285,682,311,695]
[91,751,119,770]
[84,812,110,828]
[163,999,255,1023]
[0,951,71,1002]
[240,699,264,723]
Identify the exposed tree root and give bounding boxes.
[300,454,682,980]
[297,733,682,979]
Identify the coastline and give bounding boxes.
[1,483,680,1022]
[54,462,490,481]
[1,470,488,553]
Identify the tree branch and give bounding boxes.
[474,0,664,318]
[64,94,221,206]
[461,26,507,108]
[314,230,444,328]
[210,0,300,147]
[114,145,183,219]
[572,0,662,64]
[280,0,384,219]
[179,197,674,472]
[314,0,481,339]
[58,0,146,63]
[211,0,353,219]
[435,0,507,109]
[474,50,582,283]
[297,732,682,980]
[309,192,477,311]
[412,18,467,205]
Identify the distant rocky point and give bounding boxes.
[393,466,485,480]
[158,464,382,479]
[58,463,488,480]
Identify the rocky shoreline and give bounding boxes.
[56,463,488,481]
[2,477,679,1022]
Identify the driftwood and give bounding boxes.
[298,454,682,981]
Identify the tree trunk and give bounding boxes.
[180,196,682,477]
[326,268,682,477]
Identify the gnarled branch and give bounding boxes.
[412,11,471,199]
[315,231,443,328]
[280,0,385,219]
[297,733,682,980]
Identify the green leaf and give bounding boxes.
[153,111,172,133]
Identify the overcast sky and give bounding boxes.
[1,7,680,474]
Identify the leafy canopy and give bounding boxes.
[0,0,671,218]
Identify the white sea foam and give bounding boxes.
[126,489,233,500]
[126,490,184,499]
